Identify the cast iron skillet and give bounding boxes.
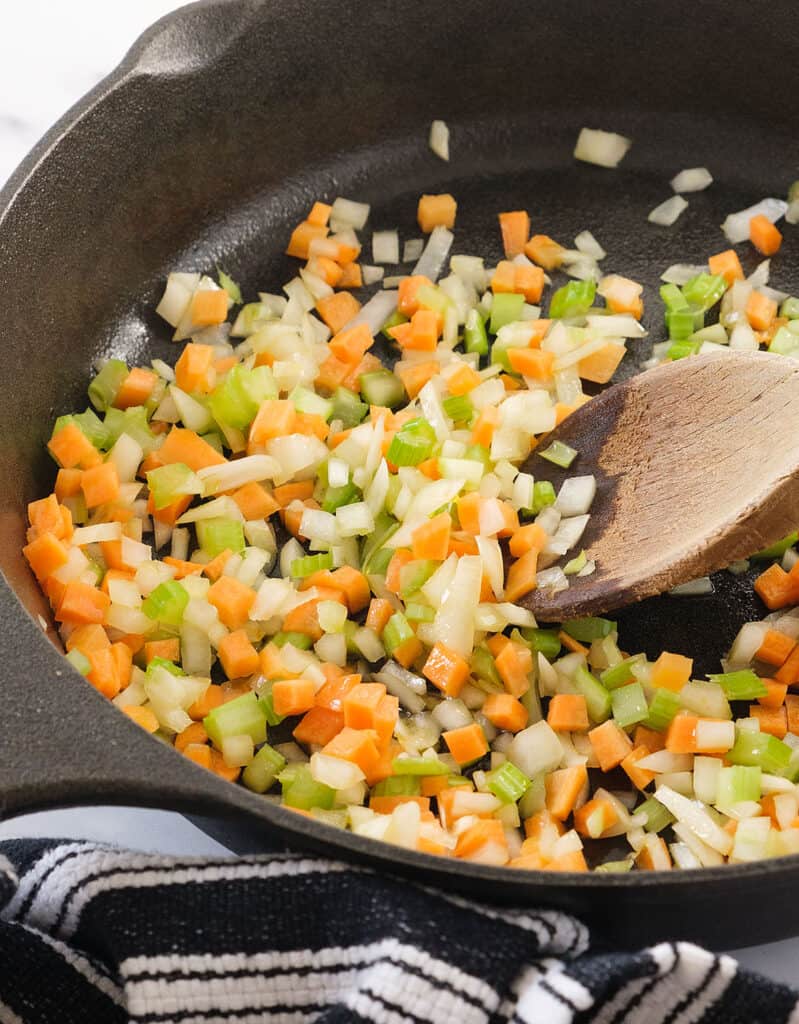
[1,0,797,951]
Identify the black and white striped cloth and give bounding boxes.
[0,838,795,1023]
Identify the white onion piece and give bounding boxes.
[156,272,199,327]
[72,522,122,545]
[429,119,450,161]
[648,195,688,226]
[330,197,370,230]
[574,127,631,168]
[670,167,713,193]
[536,566,569,593]
[403,239,424,263]
[508,721,563,777]
[372,230,400,265]
[412,225,454,281]
[585,314,646,338]
[747,259,771,288]
[342,289,398,335]
[197,455,279,495]
[574,230,606,260]
[361,265,384,285]
[555,476,596,516]
[722,198,787,244]
[669,577,713,596]
[661,263,708,285]
[375,671,425,714]
[432,555,482,658]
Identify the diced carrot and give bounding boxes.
[209,748,241,783]
[746,290,778,332]
[422,642,470,698]
[228,481,278,521]
[66,623,110,653]
[23,532,68,581]
[338,262,363,289]
[159,427,226,471]
[406,308,440,351]
[175,343,215,394]
[755,563,797,610]
[756,628,796,667]
[144,638,180,665]
[328,322,374,363]
[293,705,344,747]
[365,598,394,635]
[573,794,619,839]
[498,210,530,258]
[188,683,224,720]
[80,462,120,508]
[392,636,424,669]
[385,549,413,595]
[634,723,666,753]
[280,497,318,539]
[514,264,545,304]
[161,556,202,579]
[322,726,381,777]
[665,713,698,754]
[342,682,387,730]
[111,642,133,690]
[85,646,120,698]
[578,341,626,384]
[454,819,508,863]
[621,745,656,791]
[48,422,102,469]
[117,633,145,655]
[507,347,554,380]
[217,629,260,680]
[397,275,433,317]
[446,364,481,396]
[708,249,744,286]
[316,292,361,334]
[207,575,256,630]
[588,719,634,771]
[447,531,478,556]
[455,492,482,535]
[480,693,528,733]
[314,352,352,393]
[417,457,441,480]
[547,693,590,733]
[114,367,157,410]
[248,400,297,446]
[175,722,209,753]
[635,836,672,871]
[508,523,547,559]
[272,678,316,717]
[776,645,799,685]
[490,260,516,294]
[417,193,457,233]
[323,565,372,613]
[524,234,565,270]
[214,355,238,377]
[315,672,361,709]
[286,220,328,259]
[442,722,488,765]
[272,480,315,508]
[757,679,788,709]
[544,765,588,823]
[395,360,438,399]
[55,467,84,501]
[750,704,788,739]
[123,705,160,733]
[557,631,589,656]
[190,289,229,327]
[307,201,332,227]
[785,694,799,734]
[495,641,533,698]
[183,743,213,769]
[308,255,344,287]
[650,651,693,692]
[147,491,192,527]
[202,548,234,583]
[411,512,451,561]
[280,596,326,641]
[341,352,382,392]
[55,581,110,625]
[504,549,538,602]
[750,213,783,256]
[373,694,399,747]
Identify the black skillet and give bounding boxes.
[0,0,798,951]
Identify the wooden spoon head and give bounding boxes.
[521,350,799,620]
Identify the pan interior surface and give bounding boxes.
[1,0,798,950]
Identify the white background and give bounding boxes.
[0,0,796,988]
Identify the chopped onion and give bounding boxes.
[670,167,713,193]
[669,577,713,596]
[335,501,375,538]
[311,752,365,790]
[661,263,708,285]
[585,314,646,338]
[722,198,787,244]
[330,197,370,230]
[535,566,569,593]
[429,119,450,161]
[198,455,279,495]
[648,195,688,226]
[361,265,384,285]
[747,259,771,288]
[574,127,631,168]
[431,555,482,658]
[403,239,424,263]
[431,698,473,732]
[574,230,606,260]
[155,272,199,327]
[372,230,400,265]
[508,721,562,777]
[555,476,596,516]
[342,289,398,334]
[412,225,454,281]
[72,522,122,546]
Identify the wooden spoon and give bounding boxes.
[520,350,799,621]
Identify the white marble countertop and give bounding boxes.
[0,0,796,989]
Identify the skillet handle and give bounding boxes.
[0,581,243,822]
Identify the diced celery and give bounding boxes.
[549,279,596,319]
[104,406,156,452]
[520,628,562,660]
[142,580,189,626]
[751,532,798,560]
[637,797,675,833]
[88,359,128,413]
[600,655,644,690]
[659,283,688,311]
[146,657,184,677]
[360,510,399,570]
[487,761,531,803]
[463,444,491,467]
[331,387,368,428]
[146,462,202,510]
[538,441,577,468]
[290,386,334,421]
[573,665,611,723]
[204,692,268,747]
[595,859,633,873]
[217,268,242,304]
[258,687,285,726]
[471,646,503,688]
[279,765,335,810]
[464,307,488,355]
[391,757,449,776]
[196,517,245,557]
[372,775,421,797]
[667,339,702,360]
[666,305,704,341]
[322,482,361,513]
[707,670,768,701]
[386,418,436,466]
[65,649,91,675]
[359,370,405,408]
[383,613,414,655]
[716,765,761,807]
[644,688,681,731]
[727,731,792,774]
[364,547,393,577]
[611,681,648,729]
[780,297,799,320]
[242,742,286,793]
[209,365,259,430]
[517,773,546,818]
[405,602,436,623]
[399,560,438,599]
[681,272,727,311]
[381,310,408,340]
[442,394,474,423]
[490,293,525,333]
[768,326,799,356]
[272,631,313,650]
[291,552,334,578]
[530,480,556,514]
[562,617,617,642]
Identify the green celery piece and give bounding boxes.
[146,462,202,510]
[601,655,644,691]
[291,552,334,578]
[204,692,267,748]
[487,761,531,803]
[716,764,761,807]
[405,602,436,623]
[666,305,704,341]
[681,272,727,311]
[242,743,285,794]
[530,480,556,514]
[751,532,798,560]
[573,665,611,723]
[636,797,675,833]
[217,268,242,305]
[107,406,157,452]
[365,547,393,577]
[398,559,438,599]
[88,359,129,413]
[549,279,596,319]
[463,444,491,467]
[386,421,436,466]
[279,765,335,810]
[195,517,245,557]
[611,681,648,729]
[360,510,399,570]
[372,775,421,797]
[659,283,689,311]
[707,670,768,701]
[538,440,577,468]
[209,365,259,430]
[391,757,449,776]
[359,370,406,408]
[644,688,681,731]
[517,773,546,818]
[490,293,525,333]
[331,387,368,428]
[65,649,91,675]
[769,326,799,356]
[272,631,313,650]
[383,613,414,654]
[289,385,334,421]
[562,617,616,642]
[563,550,587,575]
[381,310,408,341]
[490,341,512,372]
[520,628,561,660]
[233,302,269,336]
[416,284,452,316]
[471,646,503,688]
[201,432,225,454]
[259,689,285,726]
[464,307,489,355]
[142,580,189,626]
[146,657,184,677]
[322,482,361,513]
[727,731,792,774]
[780,297,799,320]
[442,394,474,423]
[242,366,279,406]
[667,339,702,360]
[595,860,633,874]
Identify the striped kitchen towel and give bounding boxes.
[0,839,795,1023]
